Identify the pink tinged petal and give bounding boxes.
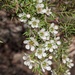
[31,46,35,51]
[49,49,53,52]
[49,56,53,59]
[46,66,51,71]
[43,36,46,40]
[57,41,61,45]
[42,68,45,72]
[25,45,30,49]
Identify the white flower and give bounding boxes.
[23,53,34,69]
[29,17,40,28]
[38,28,50,41]
[19,19,27,23]
[41,59,52,72]
[54,37,60,40]
[18,12,25,17]
[45,7,52,15]
[37,0,43,3]
[42,9,46,13]
[45,40,57,52]
[64,70,71,75]
[49,56,53,59]
[56,41,61,45]
[67,62,74,68]
[49,23,58,35]
[36,3,44,14]
[26,14,30,18]
[23,37,39,51]
[18,13,27,23]
[35,48,47,59]
[62,55,74,68]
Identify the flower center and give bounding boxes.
[32,21,37,25]
[37,7,42,12]
[40,32,44,36]
[48,43,52,48]
[29,40,34,45]
[38,50,42,54]
[42,62,47,67]
[50,27,54,31]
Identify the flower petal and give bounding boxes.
[31,46,35,51]
[25,44,30,49]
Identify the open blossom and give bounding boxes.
[29,17,40,28]
[64,70,71,75]
[41,59,52,72]
[45,7,52,15]
[26,14,31,18]
[49,23,58,35]
[38,28,50,41]
[23,53,34,69]
[18,13,26,23]
[45,40,58,52]
[42,7,52,15]
[35,48,47,59]
[18,13,29,23]
[36,3,44,14]
[62,55,74,68]
[18,12,25,18]
[23,37,39,51]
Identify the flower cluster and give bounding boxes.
[62,54,74,75]
[35,0,52,15]
[18,0,74,75]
